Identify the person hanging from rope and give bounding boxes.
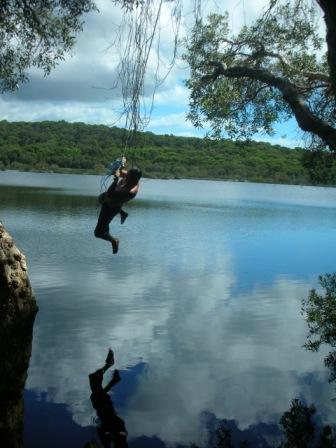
[88,349,128,448]
[110,156,130,225]
[99,156,130,224]
[94,166,142,254]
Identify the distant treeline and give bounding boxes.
[0,120,336,185]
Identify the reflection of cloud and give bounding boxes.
[26,238,234,430]
[15,185,335,446]
[27,254,334,446]
[124,278,333,446]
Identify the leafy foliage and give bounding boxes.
[279,398,336,447]
[0,120,331,185]
[0,0,97,92]
[190,399,336,448]
[302,151,336,185]
[302,273,336,383]
[279,399,316,448]
[184,1,335,150]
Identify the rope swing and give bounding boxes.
[101,0,202,182]
[113,0,183,151]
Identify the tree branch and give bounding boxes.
[204,61,336,150]
[255,50,330,83]
[21,0,45,36]
[215,42,329,84]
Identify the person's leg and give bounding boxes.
[94,204,120,253]
[119,208,128,224]
[89,349,115,393]
[89,368,104,393]
[104,348,114,368]
[94,204,117,242]
[104,369,121,393]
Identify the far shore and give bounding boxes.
[1,167,335,189]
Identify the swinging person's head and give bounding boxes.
[126,168,142,188]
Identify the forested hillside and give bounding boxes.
[0,120,335,185]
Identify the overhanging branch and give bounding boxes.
[203,61,336,150]
[255,50,330,83]
[221,44,329,84]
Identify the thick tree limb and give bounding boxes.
[221,40,329,84]
[204,61,336,150]
[255,50,330,83]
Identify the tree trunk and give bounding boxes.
[0,222,38,448]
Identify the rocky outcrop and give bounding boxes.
[0,222,38,448]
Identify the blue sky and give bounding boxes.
[0,0,322,148]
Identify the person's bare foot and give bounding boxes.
[120,211,128,224]
[112,238,119,254]
[105,349,114,367]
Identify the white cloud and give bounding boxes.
[149,112,189,128]
[147,110,206,137]
[152,82,189,107]
[1,0,273,106]
[0,96,123,125]
[255,134,305,149]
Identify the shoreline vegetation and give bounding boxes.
[0,120,336,186]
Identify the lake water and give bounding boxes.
[1,170,336,447]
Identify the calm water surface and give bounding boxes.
[1,170,336,447]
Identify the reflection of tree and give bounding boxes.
[279,399,336,448]
[279,399,315,448]
[302,273,336,383]
[190,399,336,447]
[191,425,239,448]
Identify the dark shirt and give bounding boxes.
[105,178,137,208]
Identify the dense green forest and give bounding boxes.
[0,120,335,185]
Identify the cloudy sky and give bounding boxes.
[0,0,323,147]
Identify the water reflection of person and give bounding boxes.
[88,349,128,448]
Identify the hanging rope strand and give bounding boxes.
[114,0,184,152]
[99,1,202,188]
[102,1,202,172]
